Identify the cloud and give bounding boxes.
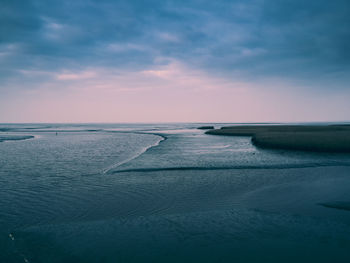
[56,71,97,80]
[0,0,349,121]
[1,0,349,79]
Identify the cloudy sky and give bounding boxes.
[1,0,349,122]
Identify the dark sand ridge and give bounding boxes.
[0,135,34,142]
[205,125,350,152]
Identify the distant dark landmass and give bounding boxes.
[206,124,350,152]
[197,126,214,130]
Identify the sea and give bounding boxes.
[1,123,350,263]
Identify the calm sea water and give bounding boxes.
[1,123,350,262]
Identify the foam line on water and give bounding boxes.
[102,132,167,174]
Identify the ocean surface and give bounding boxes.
[1,123,350,263]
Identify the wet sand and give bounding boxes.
[206,125,350,152]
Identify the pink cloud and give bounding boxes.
[2,61,350,123]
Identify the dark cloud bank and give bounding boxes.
[1,0,350,90]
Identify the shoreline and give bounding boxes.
[205,125,350,152]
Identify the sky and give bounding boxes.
[1,0,349,123]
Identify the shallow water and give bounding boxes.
[1,123,350,262]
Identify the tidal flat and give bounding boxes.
[1,123,350,262]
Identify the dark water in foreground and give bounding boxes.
[1,123,350,262]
